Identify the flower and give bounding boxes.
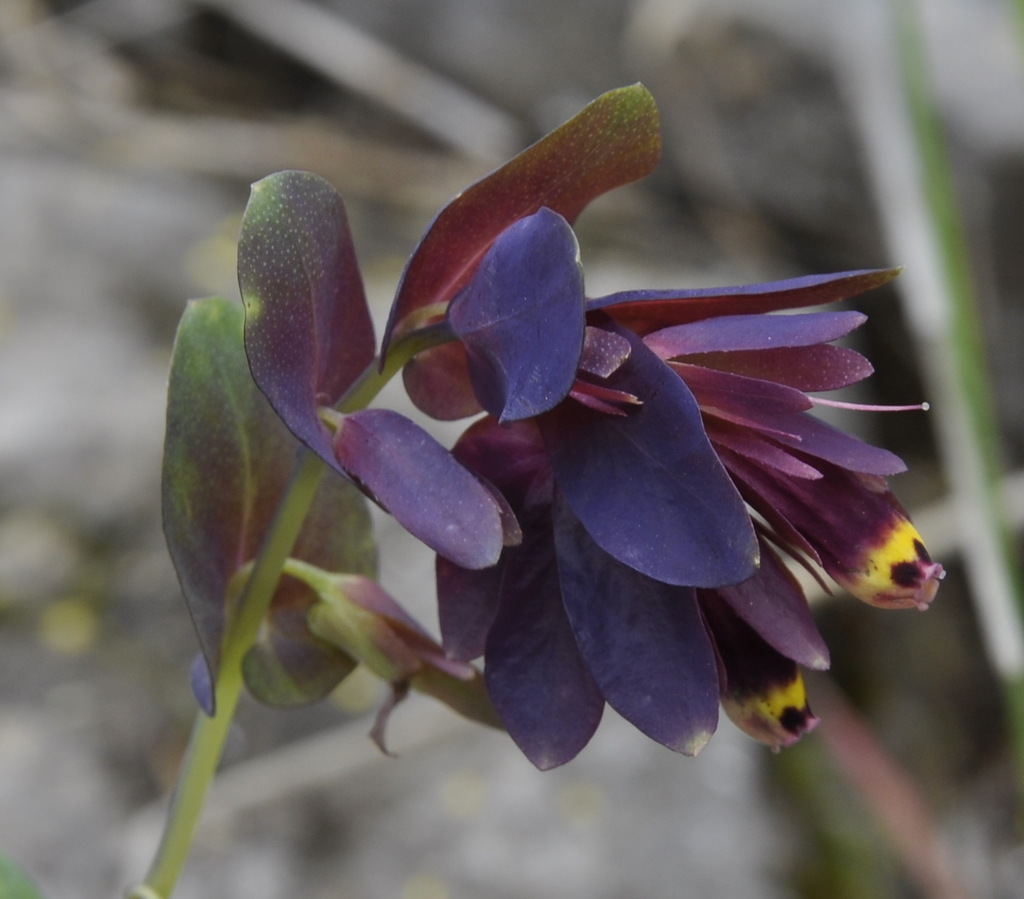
[430,214,943,768]
[377,88,943,768]
[620,282,946,611]
[282,559,501,750]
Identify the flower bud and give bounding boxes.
[721,668,819,751]
[831,517,944,611]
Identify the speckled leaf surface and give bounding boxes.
[238,170,375,472]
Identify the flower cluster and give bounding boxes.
[412,225,943,767]
[235,85,942,769]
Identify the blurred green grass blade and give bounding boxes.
[0,853,45,899]
[892,0,1024,784]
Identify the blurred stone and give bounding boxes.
[0,1,1020,897]
[130,705,785,899]
[0,705,122,897]
[0,510,82,609]
[0,156,238,526]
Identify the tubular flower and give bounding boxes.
[376,86,942,767]
[420,212,941,768]
[623,289,946,612]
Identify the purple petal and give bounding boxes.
[579,326,632,378]
[554,498,720,754]
[645,311,866,357]
[449,209,585,422]
[190,654,214,716]
[704,539,829,670]
[672,362,813,415]
[716,446,822,564]
[708,421,823,480]
[587,268,899,333]
[436,555,504,662]
[437,418,551,661]
[756,412,907,477]
[450,417,553,513]
[334,409,503,569]
[238,171,375,469]
[382,85,661,357]
[484,517,604,769]
[540,324,757,587]
[402,343,484,421]
[683,345,874,392]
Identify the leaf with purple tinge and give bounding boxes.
[162,297,376,712]
[554,497,720,755]
[333,409,504,570]
[449,208,585,422]
[483,514,604,769]
[238,170,376,471]
[704,539,830,671]
[383,83,661,355]
[589,269,900,333]
[242,582,358,707]
[540,324,757,588]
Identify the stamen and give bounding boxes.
[809,396,930,413]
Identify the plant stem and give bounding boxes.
[338,320,454,413]
[127,322,455,898]
[892,0,1024,791]
[1014,0,1024,51]
[128,449,325,899]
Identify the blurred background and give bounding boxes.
[1,0,1023,896]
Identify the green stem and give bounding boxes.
[337,321,454,413]
[894,0,1024,793]
[129,449,325,899]
[127,323,455,898]
[1014,0,1024,52]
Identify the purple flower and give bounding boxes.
[422,215,943,767]
[380,140,942,767]
[235,85,941,766]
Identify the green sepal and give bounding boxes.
[283,559,501,730]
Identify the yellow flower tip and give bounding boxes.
[837,518,945,611]
[722,673,819,751]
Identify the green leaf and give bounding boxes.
[161,297,376,709]
[0,852,45,899]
